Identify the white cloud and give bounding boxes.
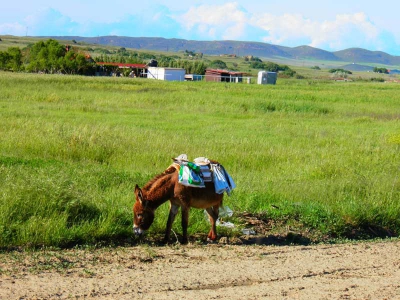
[250,11,383,51]
[178,2,249,40]
[315,13,379,50]
[250,13,315,45]
[175,3,399,53]
[0,6,181,38]
[22,7,82,36]
[0,22,26,36]
[1,2,399,55]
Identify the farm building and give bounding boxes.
[205,69,246,83]
[257,71,277,85]
[147,67,186,81]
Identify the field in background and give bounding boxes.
[2,35,399,81]
[1,72,400,249]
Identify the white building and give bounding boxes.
[257,71,277,85]
[147,67,186,81]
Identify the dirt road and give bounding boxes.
[1,239,400,299]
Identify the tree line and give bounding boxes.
[0,39,94,74]
[0,39,297,77]
[96,51,208,75]
[0,39,209,75]
[249,61,296,77]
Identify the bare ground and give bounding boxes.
[1,238,400,300]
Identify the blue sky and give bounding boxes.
[1,0,399,55]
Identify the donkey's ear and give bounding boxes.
[134,184,144,204]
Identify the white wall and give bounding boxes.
[147,67,185,81]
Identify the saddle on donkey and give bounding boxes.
[172,154,236,195]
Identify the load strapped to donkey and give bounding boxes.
[173,154,236,195]
[132,154,236,243]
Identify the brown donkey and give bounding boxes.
[133,163,224,244]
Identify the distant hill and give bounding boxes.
[334,48,400,65]
[60,36,292,58]
[340,64,400,75]
[281,45,340,61]
[49,36,400,66]
[339,64,374,72]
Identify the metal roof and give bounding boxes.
[206,69,245,75]
[96,62,146,68]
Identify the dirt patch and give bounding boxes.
[1,239,400,299]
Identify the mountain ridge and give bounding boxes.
[49,36,400,66]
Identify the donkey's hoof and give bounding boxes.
[206,237,217,243]
[162,237,171,244]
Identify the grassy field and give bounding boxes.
[1,72,400,249]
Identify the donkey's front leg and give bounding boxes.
[181,206,190,244]
[163,203,179,243]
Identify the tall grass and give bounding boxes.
[1,72,400,248]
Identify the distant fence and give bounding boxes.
[100,71,260,83]
[185,74,257,84]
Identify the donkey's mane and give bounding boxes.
[142,165,177,191]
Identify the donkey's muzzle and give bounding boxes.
[133,226,145,236]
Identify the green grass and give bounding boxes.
[1,72,400,248]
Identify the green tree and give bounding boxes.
[373,67,388,74]
[193,61,207,74]
[209,59,227,69]
[0,50,10,70]
[25,39,94,74]
[249,61,265,69]
[184,50,196,57]
[264,62,281,72]
[26,39,65,73]
[75,53,91,74]
[59,51,74,74]
[329,68,352,74]
[1,47,23,71]
[281,69,296,77]
[46,39,65,73]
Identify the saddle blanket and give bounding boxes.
[174,154,236,195]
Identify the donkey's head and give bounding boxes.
[133,185,155,236]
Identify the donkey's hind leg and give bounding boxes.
[163,203,179,243]
[181,206,190,244]
[205,205,220,241]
